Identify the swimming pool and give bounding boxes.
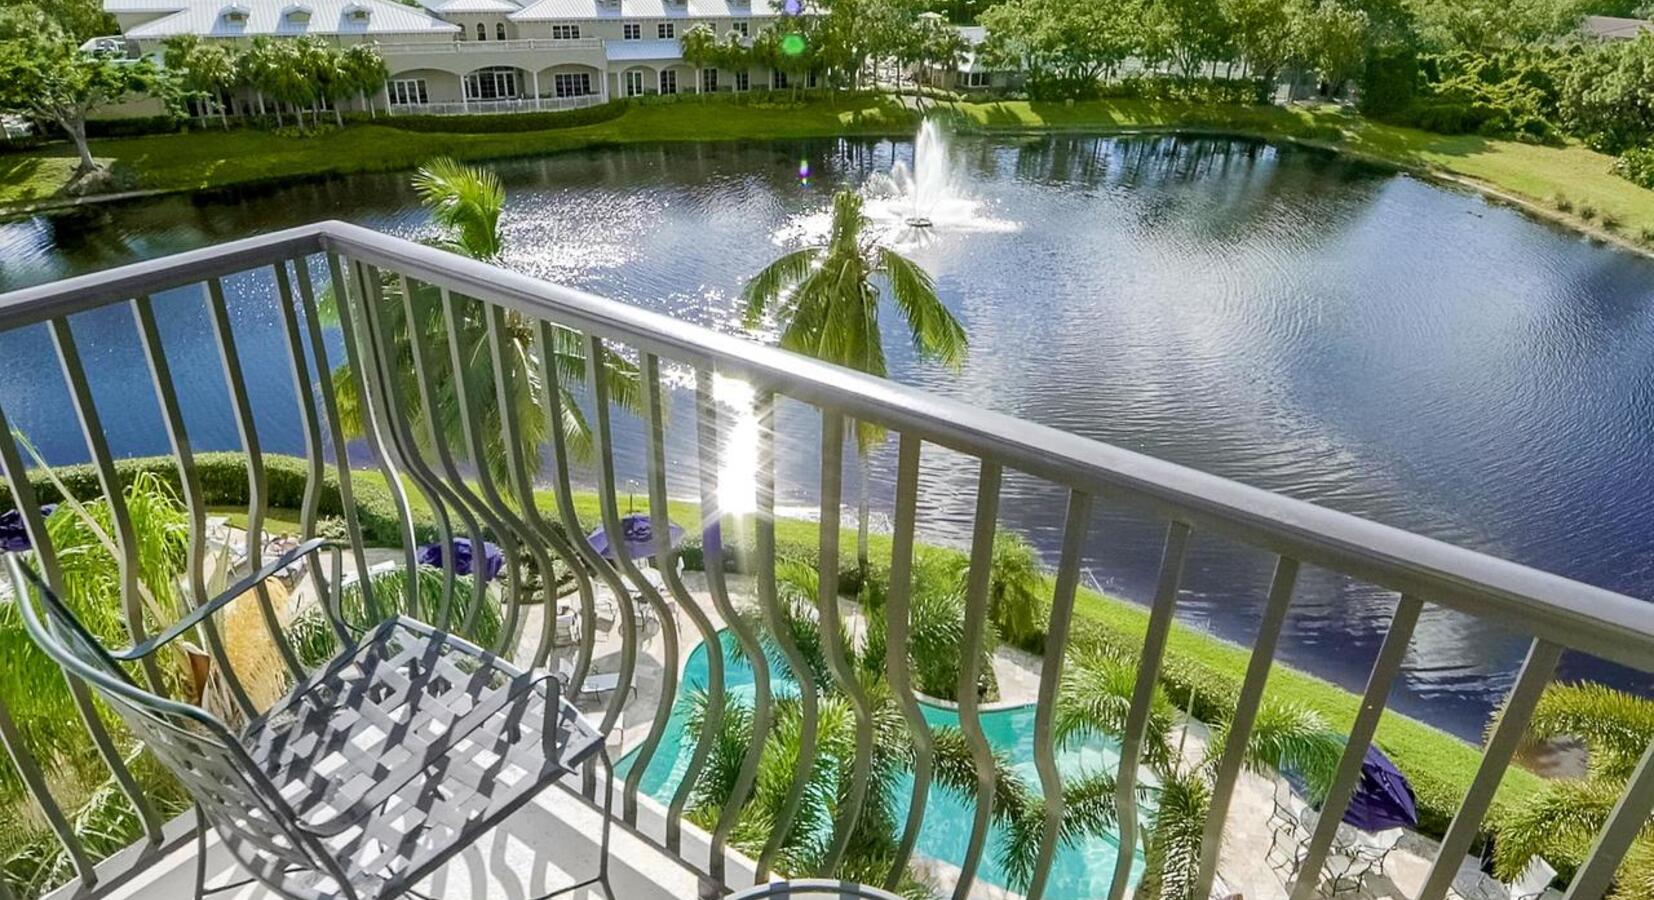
[616,634,1146,897]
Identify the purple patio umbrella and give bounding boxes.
[586,514,685,561]
[1343,744,1418,832]
[0,505,54,552]
[417,537,506,582]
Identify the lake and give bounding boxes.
[3,133,1651,740]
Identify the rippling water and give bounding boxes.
[3,134,1651,740]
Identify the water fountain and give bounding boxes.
[861,119,1013,240]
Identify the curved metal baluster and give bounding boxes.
[354,269,473,633]
[297,255,379,628]
[1027,489,1095,900]
[1290,593,1423,900]
[694,369,769,886]
[654,360,724,856]
[127,298,259,722]
[533,319,622,715]
[1106,520,1190,900]
[272,262,330,630]
[331,256,420,615]
[752,389,821,879]
[953,460,1002,900]
[1195,555,1300,898]
[481,303,593,670]
[433,287,550,660]
[1417,639,1562,900]
[0,412,103,886]
[585,336,678,824]
[204,277,304,682]
[814,411,875,873]
[394,275,491,633]
[55,312,164,696]
[884,433,932,890]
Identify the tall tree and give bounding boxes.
[1294,0,1372,93]
[979,0,1141,97]
[1222,0,1300,83]
[340,43,388,117]
[742,190,966,575]
[0,32,154,176]
[0,0,115,43]
[164,35,237,128]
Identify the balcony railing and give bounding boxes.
[375,37,606,55]
[390,94,605,116]
[0,221,1651,900]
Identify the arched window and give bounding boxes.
[496,22,506,39]
[476,22,486,40]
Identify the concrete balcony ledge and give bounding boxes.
[51,780,755,900]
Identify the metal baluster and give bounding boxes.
[0,697,97,886]
[694,369,768,886]
[127,298,259,722]
[953,460,1002,900]
[1417,639,1563,900]
[397,278,495,635]
[353,269,468,632]
[585,336,677,824]
[534,319,621,717]
[483,304,595,671]
[1563,738,1654,900]
[815,411,876,872]
[431,287,543,659]
[1290,593,1423,900]
[752,389,820,879]
[884,434,932,890]
[272,262,328,620]
[1194,556,1300,899]
[330,255,419,614]
[1107,521,1191,900]
[1026,490,1096,900]
[651,359,723,856]
[204,277,305,682]
[299,255,378,633]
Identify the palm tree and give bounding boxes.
[340,43,388,118]
[329,158,637,484]
[1043,651,1343,898]
[1491,683,1654,899]
[239,37,281,125]
[742,190,967,577]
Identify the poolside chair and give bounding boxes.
[557,656,638,705]
[7,543,615,900]
[1455,857,1558,900]
[1350,825,1405,880]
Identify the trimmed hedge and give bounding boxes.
[362,101,627,134]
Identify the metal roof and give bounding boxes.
[511,0,777,20]
[112,0,459,38]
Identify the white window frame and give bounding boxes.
[657,22,675,38]
[772,68,787,89]
[496,22,507,39]
[465,67,519,100]
[388,78,428,105]
[553,72,591,97]
[701,67,717,92]
[623,22,641,39]
[733,20,748,36]
[658,68,677,94]
[734,70,748,91]
[625,69,645,96]
[964,71,990,88]
[475,22,486,40]
[551,23,580,39]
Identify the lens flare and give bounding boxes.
[797,159,811,180]
[780,32,806,56]
[782,0,802,13]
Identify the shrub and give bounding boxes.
[1579,205,1597,221]
[1613,147,1654,190]
[365,101,627,134]
[1553,193,1573,212]
[1641,227,1654,245]
[1601,213,1622,231]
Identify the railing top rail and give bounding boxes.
[3,220,1650,668]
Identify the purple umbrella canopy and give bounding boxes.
[1343,744,1418,832]
[0,505,55,552]
[586,514,685,561]
[417,537,506,582]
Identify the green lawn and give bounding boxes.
[6,94,1651,248]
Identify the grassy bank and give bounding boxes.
[4,94,1652,250]
[8,452,1543,841]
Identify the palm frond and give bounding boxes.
[877,246,967,371]
[1526,682,1654,783]
[412,157,505,261]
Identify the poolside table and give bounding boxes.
[729,880,905,900]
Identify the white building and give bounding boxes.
[103,0,809,114]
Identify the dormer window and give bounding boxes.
[221,4,249,23]
[283,3,312,24]
[345,3,371,22]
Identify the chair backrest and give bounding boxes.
[5,558,354,900]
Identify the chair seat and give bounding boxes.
[235,616,603,900]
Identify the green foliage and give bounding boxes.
[1561,33,1654,153]
[1358,43,1418,116]
[1615,146,1654,190]
[363,101,625,133]
[0,28,155,172]
[287,564,500,667]
[978,0,1144,98]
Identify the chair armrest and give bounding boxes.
[112,538,337,662]
[297,667,570,837]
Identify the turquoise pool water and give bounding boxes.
[616,635,1146,897]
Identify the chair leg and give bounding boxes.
[194,804,209,900]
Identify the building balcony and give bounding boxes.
[1,222,1650,900]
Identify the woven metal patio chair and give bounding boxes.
[8,540,614,900]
